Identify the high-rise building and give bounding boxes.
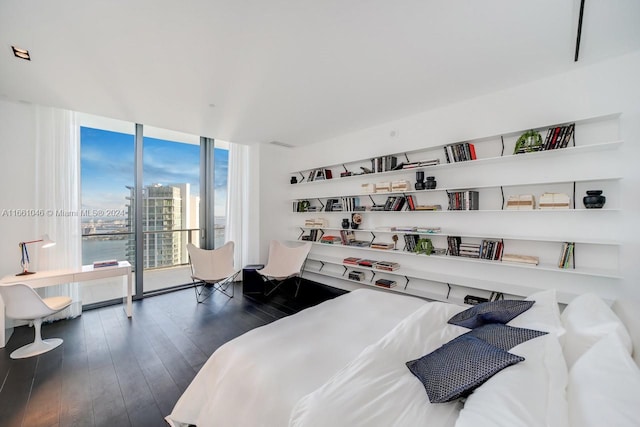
[126,183,199,269]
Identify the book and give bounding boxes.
[357,259,376,267]
[343,257,361,265]
[501,254,539,265]
[374,261,400,271]
[374,279,397,288]
[93,259,118,268]
[371,242,394,250]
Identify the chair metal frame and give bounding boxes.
[187,242,240,303]
[257,241,312,298]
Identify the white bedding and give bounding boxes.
[165,289,427,427]
[166,288,637,427]
[289,301,468,427]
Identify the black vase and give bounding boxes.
[341,218,350,229]
[425,176,437,189]
[415,171,425,190]
[583,190,606,209]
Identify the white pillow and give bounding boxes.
[455,332,569,427]
[508,289,565,337]
[568,334,640,427]
[560,293,632,368]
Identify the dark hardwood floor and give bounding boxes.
[0,280,346,427]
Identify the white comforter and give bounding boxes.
[166,289,428,427]
[289,301,468,427]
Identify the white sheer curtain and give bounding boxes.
[34,106,82,319]
[225,142,250,278]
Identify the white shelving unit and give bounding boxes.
[287,113,623,304]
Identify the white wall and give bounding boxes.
[255,51,640,355]
[0,100,37,277]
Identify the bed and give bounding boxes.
[165,288,639,427]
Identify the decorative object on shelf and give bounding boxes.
[16,234,56,276]
[425,176,437,189]
[415,171,425,190]
[392,234,398,250]
[415,238,434,255]
[539,193,571,210]
[351,213,362,229]
[583,190,606,209]
[513,130,543,154]
[290,176,297,184]
[341,218,350,229]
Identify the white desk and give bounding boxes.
[0,261,133,348]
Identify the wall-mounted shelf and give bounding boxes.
[288,113,623,303]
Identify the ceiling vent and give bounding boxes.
[269,140,295,148]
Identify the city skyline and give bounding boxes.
[80,126,228,216]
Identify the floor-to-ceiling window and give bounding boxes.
[79,116,136,305]
[213,140,229,248]
[141,126,201,293]
[80,114,229,305]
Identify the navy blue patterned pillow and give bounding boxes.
[406,335,524,403]
[463,323,547,351]
[448,300,535,329]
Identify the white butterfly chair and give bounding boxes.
[186,241,240,303]
[257,240,312,297]
[0,283,72,359]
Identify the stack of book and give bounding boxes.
[391,180,410,192]
[447,236,462,256]
[415,204,442,211]
[558,242,575,268]
[340,197,360,212]
[444,142,477,163]
[320,235,341,244]
[374,278,397,288]
[304,218,328,228]
[539,193,570,210]
[383,196,406,211]
[506,195,535,210]
[403,234,420,252]
[448,191,479,210]
[339,230,356,245]
[375,182,392,193]
[542,124,575,151]
[307,169,333,181]
[371,156,398,173]
[416,226,441,234]
[348,270,365,281]
[301,229,322,241]
[357,259,376,268]
[325,199,344,212]
[343,257,361,265]
[374,261,400,271]
[480,239,504,260]
[459,243,481,258]
[501,254,540,265]
[371,242,395,250]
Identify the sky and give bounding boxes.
[80,126,228,215]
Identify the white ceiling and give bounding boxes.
[1,0,639,146]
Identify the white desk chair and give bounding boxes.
[0,283,72,359]
[257,240,312,297]
[187,242,240,303]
